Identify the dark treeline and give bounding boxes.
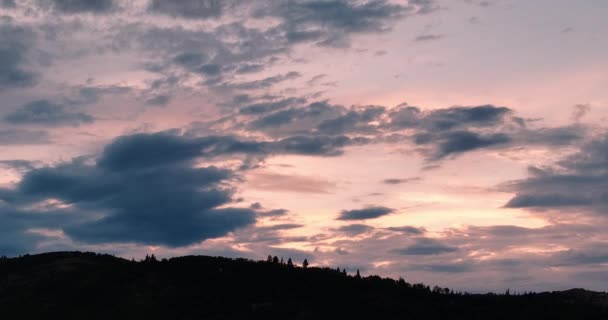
[1,252,607,319]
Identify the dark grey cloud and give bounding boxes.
[243,102,534,160]
[0,209,74,256]
[257,208,289,218]
[145,94,171,107]
[73,85,132,105]
[99,132,361,173]
[260,223,304,231]
[385,226,426,235]
[392,237,458,255]
[503,133,608,214]
[173,52,209,69]
[249,202,290,218]
[505,193,592,208]
[254,0,432,47]
[554,249,608,266]
[146,0,436,49]
[387,104,515,132]
[414,34,443,42]
[337,206,393,220]
[409,0,439,14]
[382,177,421,185]
[1,0,15,8]
[0,21,38,90]
[425,131,511,160]
[48,0,116,14]
[316,105,385,135]
[242,99,583,162]
[129,23,288,89]
[411,262,472,273]
[0,133,259,247]
[335,224,374,235]
[239,97,306,115]
[572,104,591,121]
[0,160,38,171]
[231,71,301,90]
[5,100,94,126]
[271,135,365,156]
[199,64,222,76]
[247,101,344,135]
[516,125,586,147]
[148,0,225,19]
[235,63,265,74]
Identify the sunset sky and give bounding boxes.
[1,0,607,292]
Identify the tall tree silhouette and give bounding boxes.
[302,259,309,268]
[287,258,294,267]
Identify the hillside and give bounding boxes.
[1,252,607,319]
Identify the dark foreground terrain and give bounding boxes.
[1,252,607,319]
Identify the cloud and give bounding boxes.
[414,34,444,42]
[382,177,421,185]
[503,133,608,214]
[99,132,362,173]
[411,262,472,273]
[239,97,307,115]
[0,133,259,247]
[5,100,94,127]
[572,104,591,121]
[385,226,426,235]
[231,71,301,90]
[505,193,592,208]
[0,21,38,90]
[316,105,385,135]
[173,52,209,69]
[254,0,430,47]
[0,129,49,145]
[335,224,374,235]
[387,104,516,131]
[515,125,586,147]
[236,63,265,74]
[0,0,15,8]
[0,160,38,171]
[392,237,458,255]
[257,208,289,218]
[337,206,393,220]
[241,100,584,162]
[144,0,436,48]
[148,0,225,19]
[145,94,171,107]
[48,0,116,14]
[425,131,511,160]
[271,135,365,156]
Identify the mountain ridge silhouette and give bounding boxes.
[2,251,607,319]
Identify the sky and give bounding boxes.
[0,0,607,292]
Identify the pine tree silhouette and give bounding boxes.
[302,259,309,268]
[287,258,294,267]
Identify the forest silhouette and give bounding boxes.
[1,251,607,319]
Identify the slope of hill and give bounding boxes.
[1,251,607,319]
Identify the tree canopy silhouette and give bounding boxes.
[0,251,606,320]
